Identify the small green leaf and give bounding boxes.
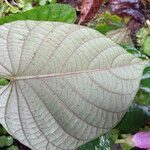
[7,145,19,150]
[0,79,9,86]
[0,136,7,147]
[136,27,150,56]
[88,11,123,35]
[9,7,20,14]
[95,11,122,34]
[0,136,14,147]
[96,23,118,34]
[143,36,150,56]
[0,4,77,25]
[5,136,14,147]
[135,90,150,106]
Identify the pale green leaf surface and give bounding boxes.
[0,21,147,150]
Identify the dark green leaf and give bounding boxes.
[0,4,77,25]
[117,103,150,134]
[77,138,100,150]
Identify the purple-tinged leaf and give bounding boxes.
[108,0,145,23]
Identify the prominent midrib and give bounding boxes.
[9,61,143,81]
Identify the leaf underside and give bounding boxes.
[0,21,146,150]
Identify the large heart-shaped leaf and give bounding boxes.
[0,21,146,150]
